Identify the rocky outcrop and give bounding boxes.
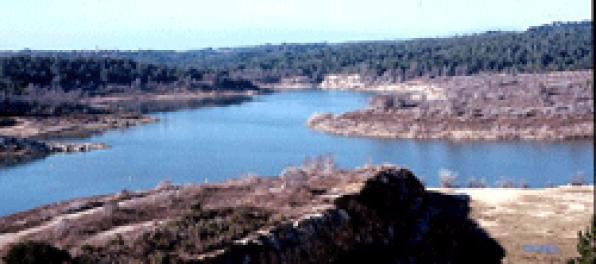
[0,136,110,167]
[309,71,594,140]
[268,74,446,99]
[320,74,367,90]
[198,168,504,264]
[0,137,52,167]
[196,167,426,263]
[46,142,109,153]
[319,74,447,101]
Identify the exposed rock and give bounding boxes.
[46,142,110,153]
[320,74,367,89]
[0,136,110,167]
[319,74,447,100]
[0,136,52,167]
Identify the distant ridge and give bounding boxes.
[1,21,592,84]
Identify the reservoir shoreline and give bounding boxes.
[0,90,259,168]
[0,89,592,217]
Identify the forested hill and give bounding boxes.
[0,20,592,89]
[89,20,594,82]
[0,56,259,96]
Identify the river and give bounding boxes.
[0,90,593,216]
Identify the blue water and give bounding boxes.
[0,90,593,216]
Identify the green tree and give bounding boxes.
[568,217,595,264]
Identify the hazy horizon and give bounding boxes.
[1,0,592,50]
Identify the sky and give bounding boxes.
[0,0,592,50]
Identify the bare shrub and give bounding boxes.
[570,171,587,186]
[233,173,263,188]
[519,179,530,189]
[362,156,374,169]
[496,178,515,188]
[53,219,70,238]
[280,166,309,189]
[155,180,173,190]
[103,200,119,216]
[240,172,259,182]
[81,207,273,263]
[302,154,337,175]
[439,169,458,188]
[20,86,84,105]
[466,177,486,188]
[116,189,131,200]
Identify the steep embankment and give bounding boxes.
[1,164,592,263]
[308,71,593,140]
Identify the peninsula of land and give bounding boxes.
[0,90,259,167]
[308,71,593,140]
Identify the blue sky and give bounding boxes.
[0,0,592,50]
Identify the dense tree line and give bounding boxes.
[0,56,176,94]
[0,20,591,95]
[112,21,593,82]
[0,56,258,99]
[0,55,260,116]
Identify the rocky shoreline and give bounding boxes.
[0,91,259,168]
[0,164,592,263]
[0,136,110,167]
[308,71,593,140]
[308,113,593,140]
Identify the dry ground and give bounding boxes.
[309,71,594,140]
[434,186,594,263]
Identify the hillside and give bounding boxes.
[0,165,505,263]
[2,21,590,85]
[0,164,592,263]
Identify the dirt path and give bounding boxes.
[0,207,102,250]
[82,220,156,246]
